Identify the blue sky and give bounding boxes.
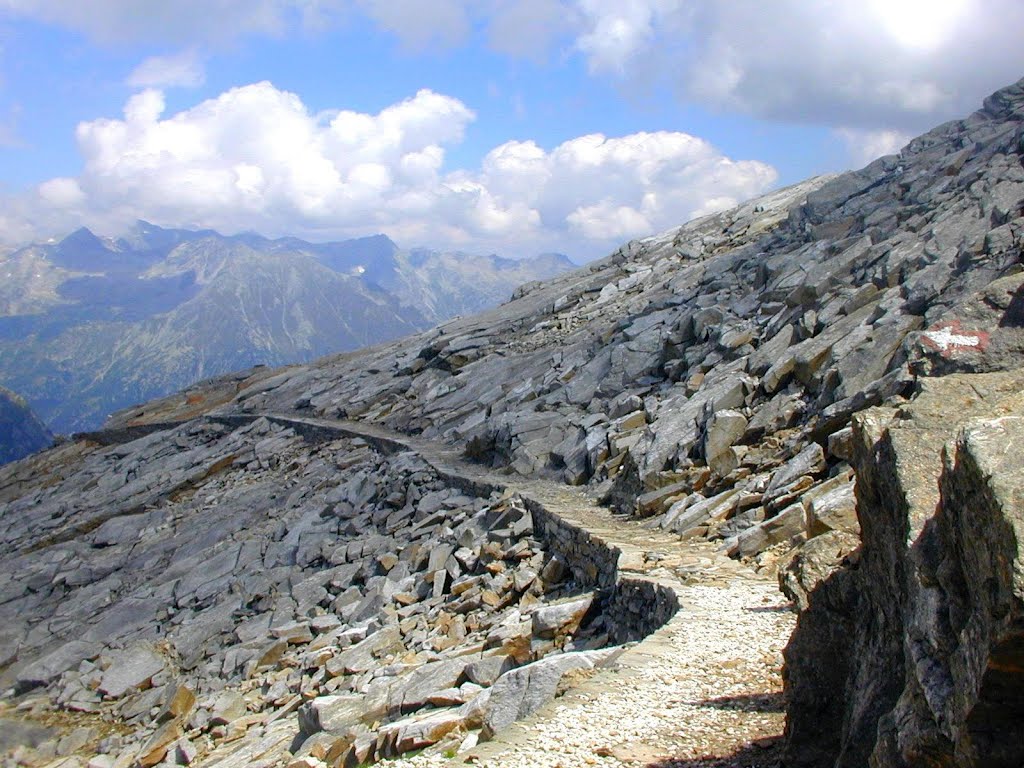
[1,1,1023,261]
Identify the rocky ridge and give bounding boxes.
[2,77,1024,767]
[224,74,1024,581]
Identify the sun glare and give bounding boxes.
[867,0,970,50]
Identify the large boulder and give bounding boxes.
[480,649,615,739]
[873,414,1024,767]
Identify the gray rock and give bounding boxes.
[826,426,854,461]
[783,370,1024,767]
[97,644,166,698]
[531,593,595,639]
[299,694,364,735]
[664,489,741,535]
[0,717,55,752]
[375,708,465,758]
[388,656,472,714]
[16,641,100,692]
[702,409,748,475]
[726,502,805,558]
[326,626,404,677]
[209,690,247,725]
[803,474,858,537]
[464,655,513,687]
[643,375,751,474]
[778,530,859,612]
[270,621,313,644]
[763,443,827,507]
[481,650,614,738]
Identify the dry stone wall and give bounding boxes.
[0,411,684,768]
[263,413,683,645]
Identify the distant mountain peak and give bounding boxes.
[59,226,105,248]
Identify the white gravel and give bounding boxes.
[386,578,794,768]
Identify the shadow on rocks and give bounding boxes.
[998,282,1024,327]
[743,604,794,614]
[697,692,785,714]
[645,734,783,768]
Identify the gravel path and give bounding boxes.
[269,415,797,768]
[380,573,792,768]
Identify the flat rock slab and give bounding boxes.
[16,640,101,692]
[482,649,615,738]
[98,644,166,698]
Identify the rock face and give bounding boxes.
[0,417,618,766]
[0,386,52,465]
[783,372,1024,768]
[776,78,1024,767]
[228,76,1024,579]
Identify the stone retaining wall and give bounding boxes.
[222,412,681,645]
[72,421,183,446]
[521,496,680,641]
[82,412,682,647]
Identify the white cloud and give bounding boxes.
[127,50,205,89]
[485,0,572,61]
[38,177,84,207]
[572,0,1024,134]
[0,0,565,56]
[475,131,776,243]
[835,128,914,168]
[15,85,776,258]
[355,0,470,49]
[66,84,475,230]
[574,0,681,74]
[9,0,1022,153]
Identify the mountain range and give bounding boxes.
[0,225,572,436]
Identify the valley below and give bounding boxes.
[0,228,571,436]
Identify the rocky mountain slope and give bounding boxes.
[1,77,1024,768]
[0,226,572,434]
[0,387,52,465]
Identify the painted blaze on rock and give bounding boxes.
[921,320,990,358]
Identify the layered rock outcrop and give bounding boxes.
[0,417,629,766]
[777,78,1024,767]
[783,372,1024,767]
[219,77,1024,583]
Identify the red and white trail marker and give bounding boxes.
[921,320,990,358]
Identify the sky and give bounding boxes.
[0,1,1023,261]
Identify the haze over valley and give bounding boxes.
[0,224,572,435]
